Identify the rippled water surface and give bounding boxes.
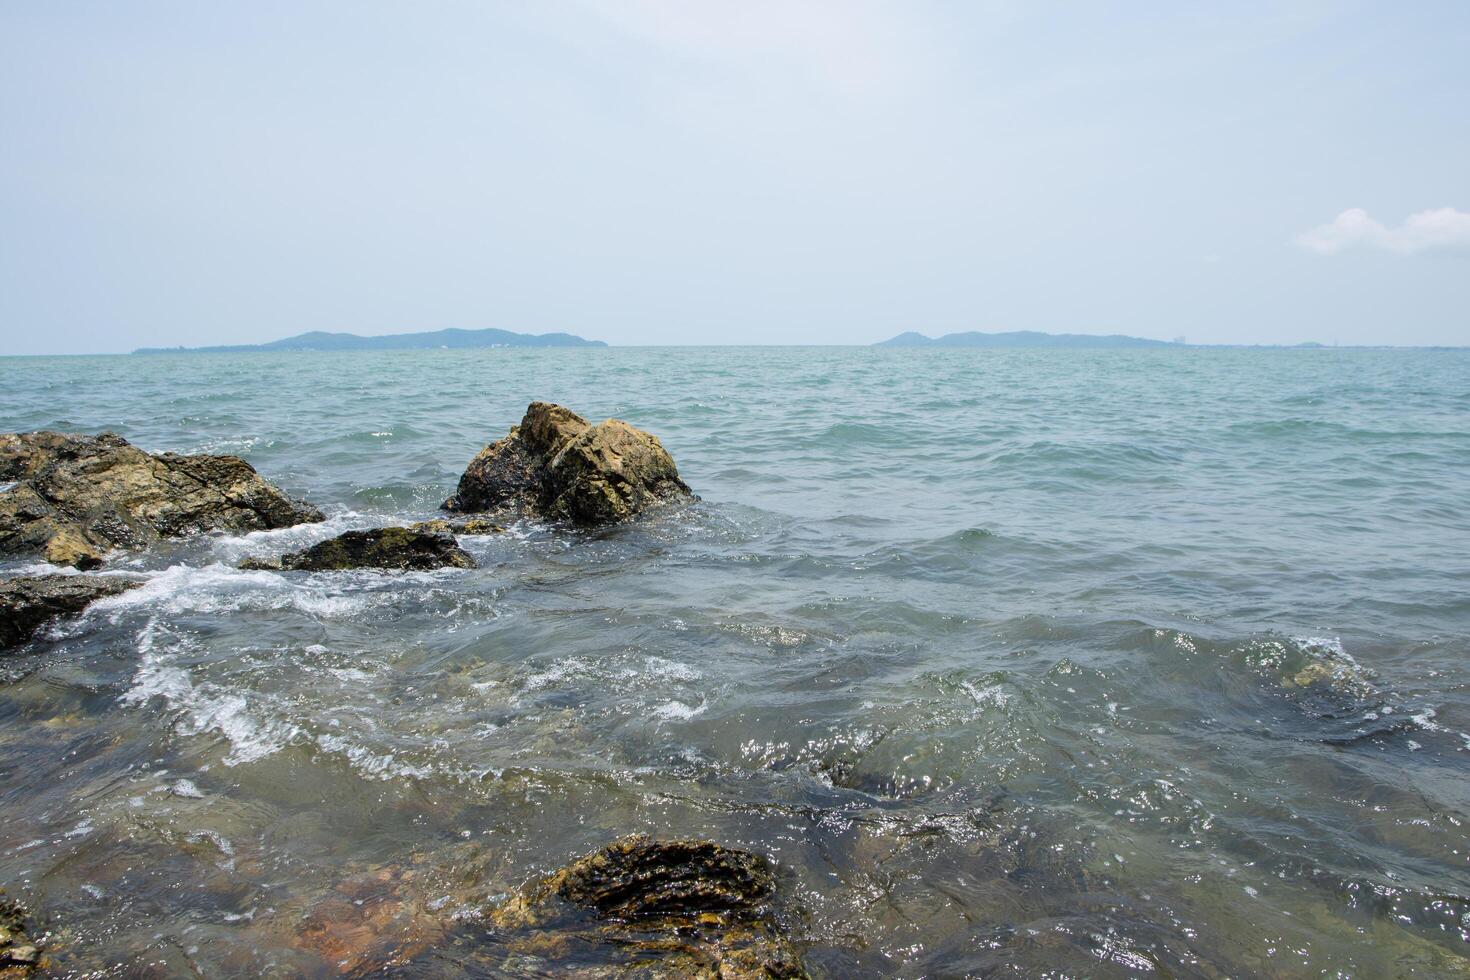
[2,347,1469,976]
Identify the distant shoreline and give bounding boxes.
[132,326,607,354]
[4,344,1467,357]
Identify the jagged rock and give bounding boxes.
[0,575,142,649]
[0,431,323,569]
[240,527,476,572]
[443,403,692,526]
[486,835,807,978]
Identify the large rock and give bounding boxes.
[0,431,323,569]
[240,527,476,572]
[486,835,807,978]
[0,575,141,649]
[443,403,692,526]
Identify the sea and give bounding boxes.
[1,346,1468,976]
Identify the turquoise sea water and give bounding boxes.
[2,347,1469,975]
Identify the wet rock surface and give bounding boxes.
[240,527,477,572]
[0,575,141,649]
[0,898,40,974]
[408,517,505,535]
[0,431,323,569]
[443,403,693,526]
[483,835,808,978]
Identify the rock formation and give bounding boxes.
[443,403,692,526]
[240,527,476,572]
[0,575,142,649]
[0,431,323,569]
[486,835,807,978]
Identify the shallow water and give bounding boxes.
[2,346,1468,976]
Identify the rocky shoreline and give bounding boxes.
[0,407,811,975]
[1,403,694,651]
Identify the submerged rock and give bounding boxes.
[240,527,476,572]
[0,431,323,569]
[292,865,445,976]
[443,403,693,526]
[486,835,807,978]
[0,575,141,649]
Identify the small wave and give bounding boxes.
[123,619,301,765]
[188,435,263,455]
[101,562,390,620]
[651,699,706,722]
[817,421,909,446]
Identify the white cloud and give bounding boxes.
[1297,207,1470,255]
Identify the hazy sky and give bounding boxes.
[2,1,1467,354]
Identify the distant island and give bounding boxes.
[134,327,606,354]
[876,330,1174,349]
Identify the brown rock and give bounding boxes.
[486,835,807,978]
[0,574,142,649]
[443,403,692,526]
[292,865,444,976]
[0,431,323,568]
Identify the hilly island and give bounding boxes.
[134,327,606,354]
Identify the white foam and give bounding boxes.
[1292,635,1347,657]
[1410,706,1470,749]
[961,680,1013,710]
[313,733,434,781]
[652,699,705,721]
[190,436,260,455]
[187,829,236,869]
[124,619,301,766]
[102,562,388,620]
[642,655,701,682]
[521,658,587,691]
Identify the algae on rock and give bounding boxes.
[485,835,808,979]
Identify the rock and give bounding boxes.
[240,527,476,572]
[443,403,692,526]
[0,897,40,971]
[408,518,505,536]
[0,431,323,569]
[0,575,142,649]
[292,865,445,976]
[486,835,807,979]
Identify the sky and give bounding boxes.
[1,1,1467,354]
